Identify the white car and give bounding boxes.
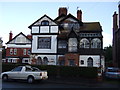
[1,65,48,83]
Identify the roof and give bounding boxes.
[6,32,31,44]
[80,22,102,31]
[54,13,83,26]
[28,14,57,29]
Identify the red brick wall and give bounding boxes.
[6,48,30,57]
[65,53,79,66]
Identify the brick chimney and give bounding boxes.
[77,10,82,21]
[113,11,118,30]
[9,31,13,41]
[118,4,120,28]
[58,7,67,16]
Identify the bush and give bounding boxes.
[2,63,98,78]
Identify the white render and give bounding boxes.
[32,35,57,54]
[7,44,31,48]
[50,26,58,33]
[79,55,100,67]
[9,34,31,44]
[22,58,30,64]
[34,16,57,26]
[40,26,49,33]
[6,58,19,63]
[32,26,39,33]
[34,55,57,65]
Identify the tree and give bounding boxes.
[2,46,6,59]
[104,45,113,66]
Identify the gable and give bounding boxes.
[28,15,57,29]
[63,17,78,23]
[6,32,31,44]
[60,14,82,23]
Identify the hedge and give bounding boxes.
[2,63,98,78]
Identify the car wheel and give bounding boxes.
[2,75,8,82]
[27,76,34,84]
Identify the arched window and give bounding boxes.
[68,38,77,52]
[91,38,101,48]
[41,20,49,26]
[80,38,90,48]
[36,57,42,65]
[43,57,48,65]
[87,57,93,67]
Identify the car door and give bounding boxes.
[9,66,23,79]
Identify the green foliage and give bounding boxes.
[104,45,113,66]
[2,63,98,78]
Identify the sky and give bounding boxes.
[0,1,119,48]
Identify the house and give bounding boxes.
[112,4,120,68]
[0,37,3,63]
[28,7,104,68]
[5,31,31,64]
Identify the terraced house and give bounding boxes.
[28,7,105,68]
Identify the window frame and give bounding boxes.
[10,48,13,55]
[37,37,51,49]
[41,20,49,26]
[23,49,26,55]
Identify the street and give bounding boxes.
[1,79,120,89]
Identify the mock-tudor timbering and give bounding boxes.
[28,7,104,68]
[6,32,31,64]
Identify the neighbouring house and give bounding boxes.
[5,31,31,64]
[112,3,120,68]
[28,7,105,68]
[0,37,3,64]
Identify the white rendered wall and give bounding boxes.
[35,55,57,65]
[79,55,100,67]
[40,26,49,33]
[50,26,58,33]
[34,16,57,26]
[32,26,39,33]
[7,44,31,48]
[32,35,57,53]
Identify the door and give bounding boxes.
[87,57,93,67]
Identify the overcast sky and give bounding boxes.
[0,1,119,48]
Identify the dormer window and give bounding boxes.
[41,20,49,26]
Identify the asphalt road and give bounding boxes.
[2,80,89,89]
[1,79,120,89]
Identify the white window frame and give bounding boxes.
[10,49,13,55]
[14,49,17,55]
[23,49,26,55]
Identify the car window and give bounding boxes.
[26,67,32,71]
[12,66,22,72]
[108,69,119,72]
[32,67,40,71]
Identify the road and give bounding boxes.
[1,79,120,89]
